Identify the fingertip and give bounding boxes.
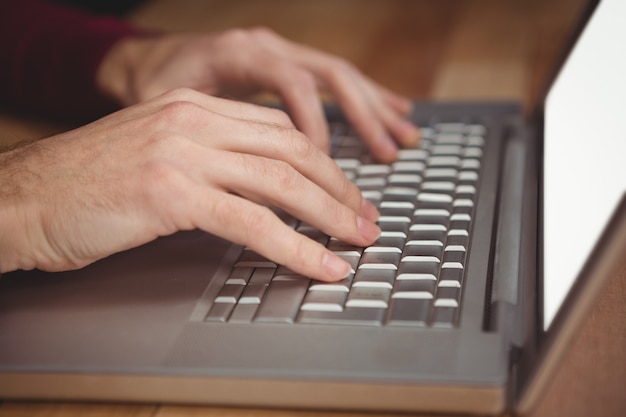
[360,199,380,223]
[398,119,421,148]
[376,136,399,163]
[357,216,381,243]
[322,252,352,281]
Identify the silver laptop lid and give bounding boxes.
[542,0,626,330]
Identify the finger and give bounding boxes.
[197,190,353,282]
[320,64,400,162]
[246,51,330,152]
[204,150,380,247]
[376,84,414,116]
[358,81,421,148]
[271,43,418,161]
[163,107,377,221]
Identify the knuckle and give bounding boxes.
[239,205,275,244]
[249,26,277,39]
[284,68,317,90]
[286,131,317,164]
[290,234,315,266]
[270,160,300,191]
[324,56,355,84]
[330,56,356,73]
[139,157,183,203]
[153,100,203,127]
[339,173,363,207]
[267,108,294,127]
[160,87,197,102]
[218,28,252,47]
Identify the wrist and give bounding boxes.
[0,148,44,273]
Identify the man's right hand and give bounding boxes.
[0,88,380,280]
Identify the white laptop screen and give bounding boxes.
[543,0,626,330]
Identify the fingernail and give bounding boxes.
[357,216,381,243]
[360,199,380,223]
[322,252,351,279]
[379,135,398,162]
[400,120,421,146]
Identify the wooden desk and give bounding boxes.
[1,1,624,416]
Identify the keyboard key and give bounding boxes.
[228,304,259,323]
[407,228,447,242]
[388,174,421,185]
[205,302,236,323]
[425,168,458,179]
[300,290,347,312]
[327,238,364,253]
[442,261,464,270]
[224,267,254,285]
[254,281,310,323]
[235,251,277,268]
[248,268,275,286]
[414,208,451,217]
[427,156,461,167]
[369,235,406,250]
[421,181,456,192]
[410,223,447,232]
[430,145,462,156]
[334,158,360,170]
[466,124,486,136]
[346,287,391,308]
[467,135,485,147]
[334,252,361,273]
[397,261,439,280]
[435,123,465,134]
[458,171,478,181]
[397,149,428,160]
[443,250,466,264]
[298,307,386,326]
[418,193,453,203]
[359,251,401,269]
[297,225,329,246]
[356,177,387,189]
[461,159,481,170]
[392,280,436,299]
[377,215,411,224]
[392,161,426,173]
[308,275,353,292]
[358,164,392,176]
[432,306,458,327]
[439,266,464,286]
[435,133,465,145]
[464,147,483,158]
[238,284,268,304]
[402,244,443,259]
[379,205,414,218]
[353,268,396,288]
[386,299,431,326]
[214,284,245,304]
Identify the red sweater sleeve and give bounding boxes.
[0,0,141,121]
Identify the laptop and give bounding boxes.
[1,0,624,414]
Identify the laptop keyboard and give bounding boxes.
[205,121,485,327]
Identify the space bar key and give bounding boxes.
[298,307,386,326]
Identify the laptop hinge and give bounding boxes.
[488,119,537,351]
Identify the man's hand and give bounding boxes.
[97,27,420,162]
[0,89,380,279]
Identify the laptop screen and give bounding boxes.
[543,0,626,330]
